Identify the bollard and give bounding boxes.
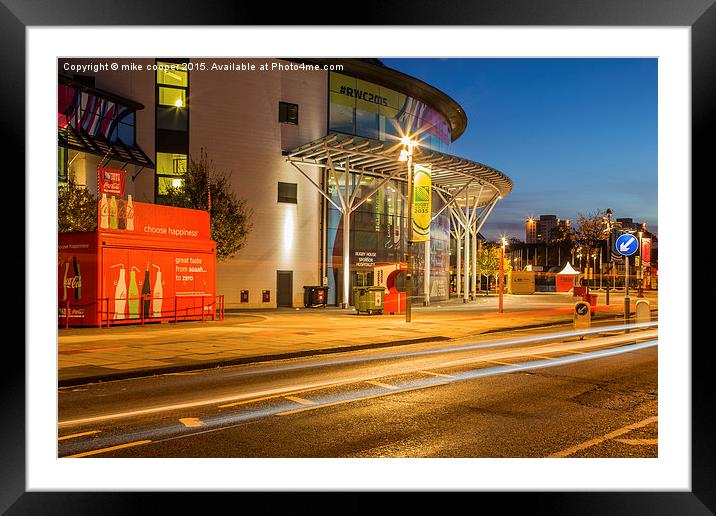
[574,301,591,340]
[635,300,650,323]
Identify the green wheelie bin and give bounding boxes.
[353,286,385,315]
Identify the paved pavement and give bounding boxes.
[57,290,658,386]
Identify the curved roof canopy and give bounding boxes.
[285,134,512,209]
[286,58,468,141]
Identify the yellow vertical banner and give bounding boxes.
[411,163,432,242]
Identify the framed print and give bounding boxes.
[8,0,712,513]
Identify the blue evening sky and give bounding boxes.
[381,58,658,242]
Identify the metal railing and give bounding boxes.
[60,294,225,328]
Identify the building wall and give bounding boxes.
[59,58,156,203]
[188,58,327,308]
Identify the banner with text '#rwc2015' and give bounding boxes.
[411,163,432,242]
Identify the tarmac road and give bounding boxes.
[58,322,657,459]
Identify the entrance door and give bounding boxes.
[277,270,293,307]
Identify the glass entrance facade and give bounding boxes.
[324,72,451,304]
[325,72,453,306]
[324,173,451,306]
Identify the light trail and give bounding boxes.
[59,324,656,429]
[142,320,659,381]
[58,339,657,457]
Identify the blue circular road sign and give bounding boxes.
[615,233,639,256]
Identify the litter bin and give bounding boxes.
[353,286,384,315]
[303,286,328,308]
[582,293,597,313]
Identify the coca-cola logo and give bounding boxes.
[64,275,82,289]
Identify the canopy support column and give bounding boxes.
[471,224,477,299]
[424,239,431,306]
[342,159,351,308]
[463,218,470,303]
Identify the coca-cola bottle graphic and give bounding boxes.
[118,197,126,230]
[111,264,127,320]
[126,195,135,231]
[72,255,82,300]
[152,264,163,317]
[109,195,118,229]
[141,263,151,317]
[128,266,140,319]
[99,194,109,229]
[62,260,70,302]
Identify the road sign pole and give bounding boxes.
[615,232,638,333]
[624,254,630,332]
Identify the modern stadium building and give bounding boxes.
[58,57,512,309]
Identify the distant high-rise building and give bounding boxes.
[525,218,538,243]
[616,217,643,232]
[538,215,558,244]
[525,214,571,244]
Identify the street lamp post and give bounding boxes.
[592,252,597,292]
[499,237,507,314]
[637,226,644,297]
[605,208,613,305]
[400,137,416,323]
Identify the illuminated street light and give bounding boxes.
[401,135,417,323]
[499,237,508,314]
[604,208,613,305]
[638,224,645,297]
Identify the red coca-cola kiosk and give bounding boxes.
[556,261,580,293]
[373,262,407,315]
[58,199,220,327]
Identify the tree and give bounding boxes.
[58,171,97,232]
[574,209,609,259]
[573,209,610,294]
[162,149,253,261]
[477,243,512,287]
[551,223,576,250]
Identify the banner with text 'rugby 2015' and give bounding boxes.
[411,164,432,242]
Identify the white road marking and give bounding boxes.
[63,440,152,458]
[548,416,658,458]
[58,430,100,441]
[365,380,399,390]
[284,395,314,405]
[179,417,204,428]
[614,438,658,446]
[418,370,455,378]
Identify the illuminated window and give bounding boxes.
[158,87,186,107]
[157,152,187,175]
[155,59,189,203]
[157,63,188,87]
[156,152,187,196]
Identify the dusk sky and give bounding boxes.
[381,58,658,242]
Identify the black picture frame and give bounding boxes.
[8,0,710,513]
